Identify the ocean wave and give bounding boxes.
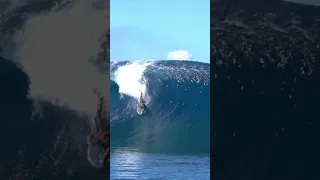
[110,60,210,154]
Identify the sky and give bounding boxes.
[110,0,210,63]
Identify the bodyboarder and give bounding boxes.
[137,90,146,114]
[90,89,110,169]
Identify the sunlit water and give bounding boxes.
[110,149,210,180]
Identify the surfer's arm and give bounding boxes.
[95,93,107,130]
[139,90,144,103]
[99,99,108,129]
[94,101,102,130]
[100,147,110,169]
[94,117,100,131]
[94,90,102,116]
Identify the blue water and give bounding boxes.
[111,149,210,180]
[110,60,210,179]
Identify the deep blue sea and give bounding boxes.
[109,60,210,179]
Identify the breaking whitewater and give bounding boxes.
[110,60,210,154]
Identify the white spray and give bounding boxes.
[113,61,152,102]
[8,0,109,117]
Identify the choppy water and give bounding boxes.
[111,149,210,180]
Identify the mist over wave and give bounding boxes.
[112,61,152,100]
[110,60,210,154]
[1,0,109,117]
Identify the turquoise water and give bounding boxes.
[110,149,210,180]
[110,61,210,179]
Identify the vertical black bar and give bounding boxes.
[211,0,319,179]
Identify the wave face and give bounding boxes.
[110,60,210,154]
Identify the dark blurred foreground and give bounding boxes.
[0,56,109,179]
[211,0,319,179]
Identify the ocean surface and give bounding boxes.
[109,60,210,179]
[111,150,210,180]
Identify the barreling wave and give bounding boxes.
[110,60,210,154]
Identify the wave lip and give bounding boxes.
[111,60,154,100]
[110,60,210,154]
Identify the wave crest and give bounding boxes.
[110,60,210,154]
